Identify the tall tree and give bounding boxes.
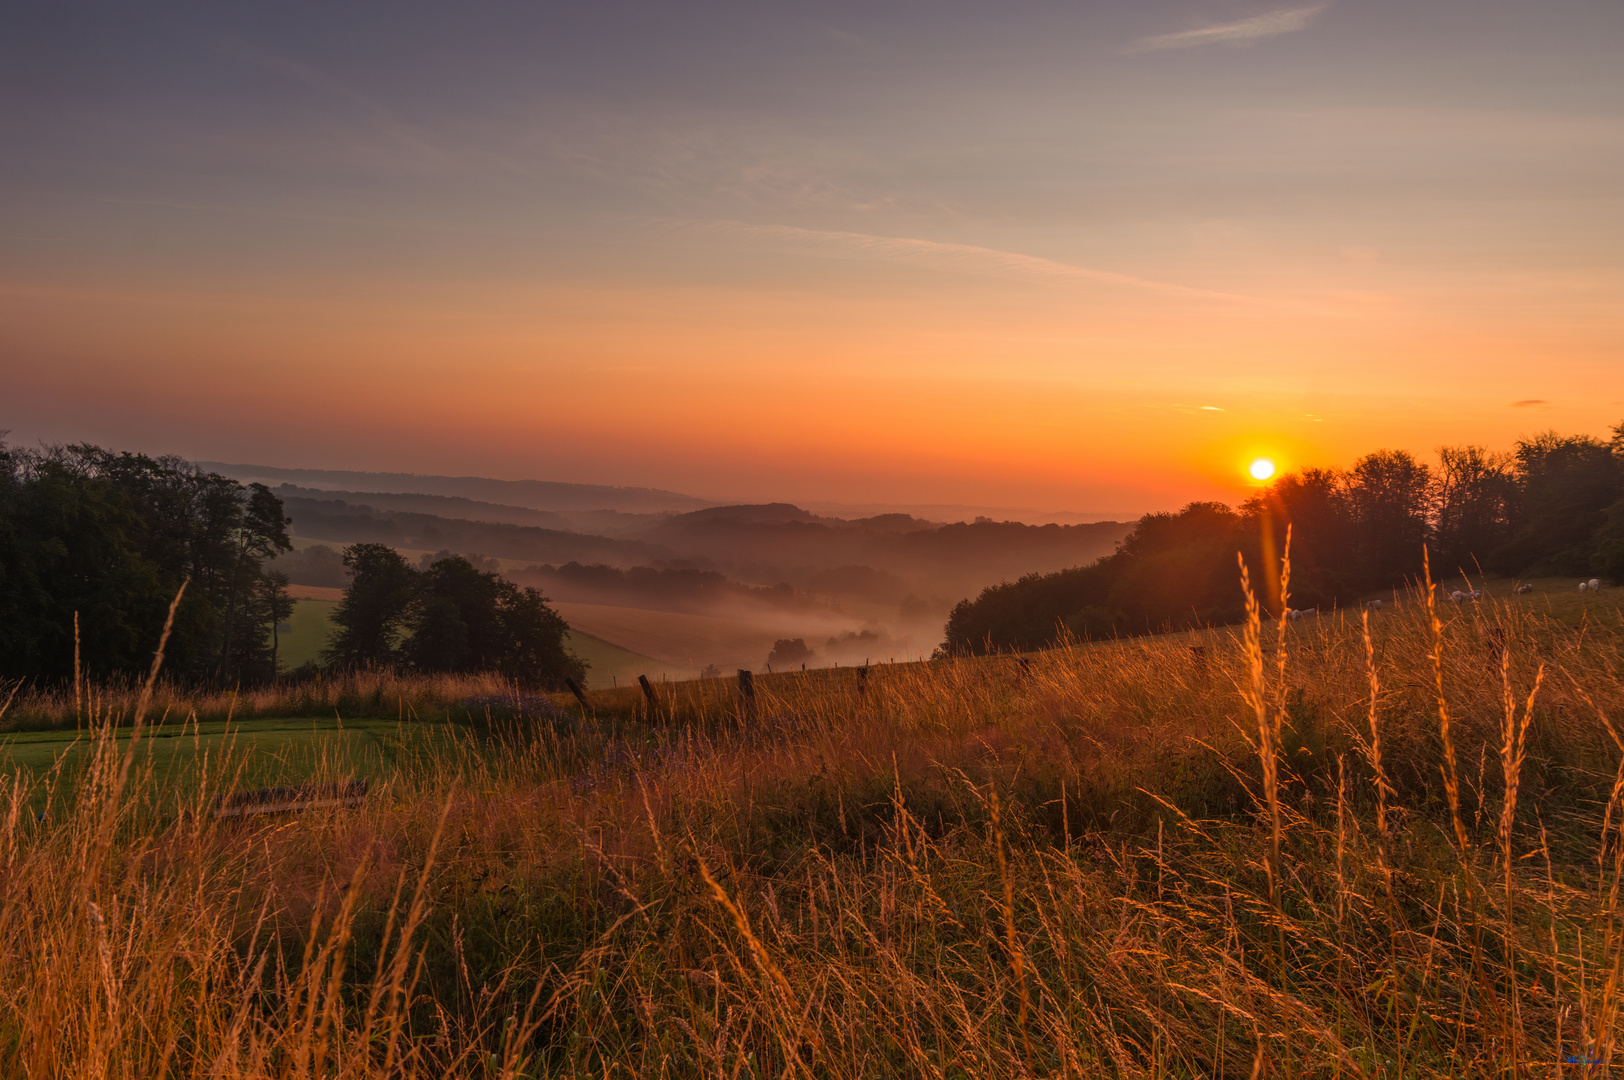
[253,571,298,677]
[495,582,586,687]
[1432,445,1513,576]
[1495,432,1624,575]
[324,544,418,669]
[0,440,291,684]
[402,555,585,687]
[1345,450,1433,588]
[1107,502,1248,630]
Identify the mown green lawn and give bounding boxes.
[0,716,452,809]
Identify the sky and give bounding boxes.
[3,1,1622,516]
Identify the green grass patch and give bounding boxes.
[276,598,337,670]
[0,715,455,810]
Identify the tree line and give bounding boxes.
[0,441,294,683]
[0,441,585,690]
[943,429,1624,654]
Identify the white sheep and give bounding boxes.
[1591,578,1602,590]
[1580,581,1590,593]
[1515,583,1533,595]
[1365,599,1383,611]
[1287,606,1318,621]
[1450,590,1465,603]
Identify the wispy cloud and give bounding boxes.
[667,220,1251,302]
[1510,399,1550,409]
[1127,5,1328,53]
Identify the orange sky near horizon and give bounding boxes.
[3,3,1622,516]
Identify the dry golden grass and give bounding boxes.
[7,569,1624,1076]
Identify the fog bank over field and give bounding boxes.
[254,468,1134,668]
[800,501,1142,526]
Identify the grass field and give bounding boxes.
[276,596,339,669]
[560,628,688,685]
[0,715,437,811]
[12,571,1624,1075]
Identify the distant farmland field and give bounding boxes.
[276,597,338,669]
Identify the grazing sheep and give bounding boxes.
[1580,581,1590,593]
[1590,578,1602,590]
[1287,607,1319,621]
[1450,590,1465,603]
[1515,583,1534,595]
[1365,599,1383,611]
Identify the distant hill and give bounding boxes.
[280,496,656,567]
[268,485,577,529]
[646,506,1132,600]
[198,462,716,513]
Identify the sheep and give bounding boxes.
[1514,583,1534,595]
[1467,589,1482,600]
[1580,581,1590,593]
[1591,578,1602,591]
[1365,599,1383,611]
[1450,590,1465,603]
[1287,606,1319,621]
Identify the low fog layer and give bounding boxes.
[264,484,1132,668]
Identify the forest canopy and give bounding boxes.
[0,440,293,683]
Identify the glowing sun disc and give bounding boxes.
[1249,458,1276,481]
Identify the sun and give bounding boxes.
[1249,458,1276,481]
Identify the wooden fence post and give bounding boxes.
[737,669,756,723]
[564,677,590,712]
[638,674,660,722]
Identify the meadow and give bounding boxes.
[5,570,1624,1076]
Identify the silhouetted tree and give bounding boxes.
[941,562,1115,655]
[324,543,417,669]
[767,638,814,667]
[1345,450,1432,588]
[254,571,297,677]
[496,583,584,686]
[404,556,510,672]
[1245,468,1355,608]
[1432,445,1514,576]
[0,440,291,684]
[403,555,584,686]
[1107,502,1247,630]
[1495,432,1624,575]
